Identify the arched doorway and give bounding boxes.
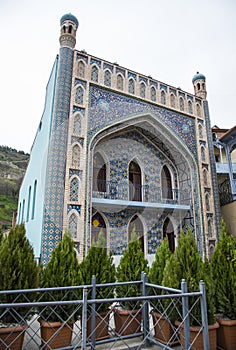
[163,217,175,252]
[93,153,106,192]
[129,161,142,201]
[161,165,173,200]
[91,212,106,247]
[128,215,144,251]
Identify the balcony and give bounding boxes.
[92,181,190,211]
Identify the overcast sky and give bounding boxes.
[0,0,235,153]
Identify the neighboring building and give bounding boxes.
[17,14,220,265]
[212,125,236,238]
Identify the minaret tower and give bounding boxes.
[59,13,78,49]
[41,14,78,265]
[192,72,207,99]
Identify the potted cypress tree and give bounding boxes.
[162,228,218,350]
[0,223,39,350]
[39,231,82,349]
[211,220,236,350]
[148,237,178,345]
[114,228,149,336]
[79,230,116,340]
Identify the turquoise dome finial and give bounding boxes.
[192,72,206,83]
[60,13,79,27]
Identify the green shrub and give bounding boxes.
[211,220,236,319]
[116,228,149,310]
[40,231,82,321]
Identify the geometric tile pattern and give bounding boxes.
[88,86,197,157]
[41,47,74,266]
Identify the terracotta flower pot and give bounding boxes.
[151,311,179,345]
[217,318,236,350]
[0,324,26,350]
[86,311,110,340]
[39,318,73,350]
[114,309,142,336]
[176,321,219,350]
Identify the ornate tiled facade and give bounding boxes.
[17,14,220,265]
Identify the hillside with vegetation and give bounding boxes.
[0,146,29,230]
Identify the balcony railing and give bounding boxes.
[92,180,190,206]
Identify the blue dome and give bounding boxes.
[192,72,206,83]
[60,13,79,27]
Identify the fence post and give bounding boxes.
[181,279,190,350]
[91,275,96,350]
[142,271,151,347]
[200,280,210,350]
[82,288,88,350]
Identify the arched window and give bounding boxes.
[72,144,80,168]
[197,83,200,91]
[203,169,208,186]
[117,74,124,90]
[196,104,201,117]
[208,219,213,237]
[75,86,84,105]
[150,86,156,102]
[205,193,210,211]
[179,97,184,111]
[128,215,144,252]
[161,90,166,105]
[70,177,79,201]
[140,82,146,98]
[201,146,206,162]
[129,161,142,201]
[91,212,106,246]
[22,199,25,223]
[26,186,31,222]
[78,60,85,78]
[104,69,111,87]
[91,65,99,82]
[93,153,106,192]
[163,217,175,252]
[188,100,193,114]
[170,93,176,108]
[73,114,81,134]
[69,213,78,239]
[198,124,203,139]
[31,180,37,220]
[161,165,173,200]
[128,78,135,94]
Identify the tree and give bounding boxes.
[211,220,236,320]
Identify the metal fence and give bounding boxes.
[0,273,210,349]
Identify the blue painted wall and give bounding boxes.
[17,57,58,259]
